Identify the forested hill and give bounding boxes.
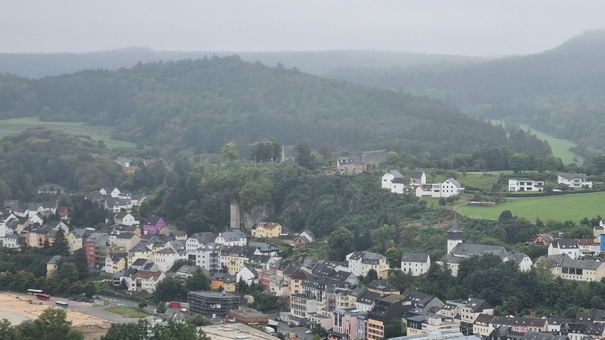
[0,56,550,158]
[326,30,605,158]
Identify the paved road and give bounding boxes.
[51,295,143,323]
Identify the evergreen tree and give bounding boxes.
[50,228,70,257]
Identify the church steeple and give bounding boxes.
[447,217,464,253]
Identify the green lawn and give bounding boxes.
[0,117,137,150]
[105,306,149,318]
[457,191,605,223]
[457,172,501,191]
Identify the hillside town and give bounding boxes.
[2,178,605,340]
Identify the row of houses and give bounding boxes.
[331,291,605,340]
[85,187,147,213]
[381,170,465,198]
[507,173,593,192]
[381,170,593,196]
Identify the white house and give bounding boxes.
[382,170,404,189]
[193,243,222,272]
[346,251,390,279]
[127,270,165,292]
[100,187,121,198]
[236,265,258,285]
[400,252,431,276]
[186,232,216,253]
[0,235,19,248]
[548,239,580,259]
[215,230,247,246]
[416,178,464,198]
[114,212,138,226]
[558,173,593,189]
[508,179,545,192]
[154,247,187,272]
[382,170,427,194]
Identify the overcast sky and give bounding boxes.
[2,0,604,56]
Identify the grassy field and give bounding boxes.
[456,191,605,223]
[0,117,137,150]
[489,120,582,165]
[105,306,149,318]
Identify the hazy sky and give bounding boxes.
[2,0,604,56]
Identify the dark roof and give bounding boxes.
[551,239,579,249]
[367,279,398,292]
[401,252,430,263]
[449,243,508,258]
[132,258,148,266]
[475,313,495,324]
[404,170,424,179]
[190,232,217,244]
[386,170,403,178]
[356,289,381,305]
[466,298,492,313]
[47,255,62,265]
[559,173,588,180]
[568,322,605,335]
[445,178,462,187]
[144,216,163,225]
[547,254,604,270]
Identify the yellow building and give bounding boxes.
[288,270,308,296]
[251,222,282,239]
[127,243,154,267]
[222,246,255,274]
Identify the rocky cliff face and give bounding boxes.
[241,203,273,231]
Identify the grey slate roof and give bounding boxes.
[445,178,462,187]
[546,254,604,270]
[401,252,430,263]
[551,239,579,249]
[387,170,403,178]
[449,243,508,258]
[559,173,588,180]
[404,170,424,179]
[367,279,397,292]
[190,232,217,244]
[48,255,62,265]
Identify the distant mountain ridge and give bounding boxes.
[0,47,487,79]
[325,30,605,157]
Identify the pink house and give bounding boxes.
[333,309,366,340]
[143,216,166,235]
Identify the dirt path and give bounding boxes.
[0,293,112,339]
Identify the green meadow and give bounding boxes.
[0,117,136,150]
[105,306,149,318]
[490,120,582,165]
[456,191,605,223]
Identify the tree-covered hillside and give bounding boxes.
[327,30,605,159]
[0,128,124,200]
[0,56,549,158]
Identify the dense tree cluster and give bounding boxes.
[100,318,210,340]
[0,307,84,340]
[0,128,123,200]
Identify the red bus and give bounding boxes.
[35,293,51,301]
